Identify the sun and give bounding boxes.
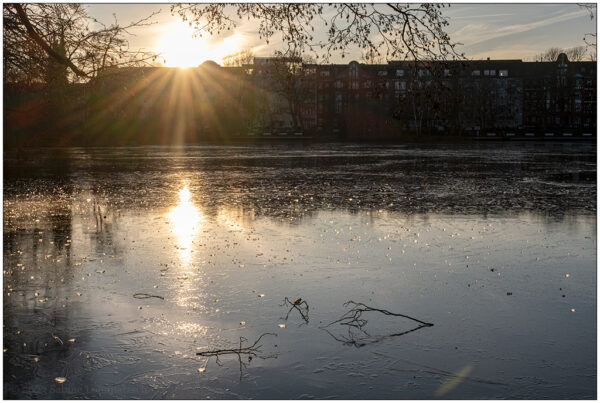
[157,21,245,67]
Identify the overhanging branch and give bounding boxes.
[13,4,88,78]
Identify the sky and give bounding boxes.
[85,3,597,66]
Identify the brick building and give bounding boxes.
[51,54,595,145]
[241,53,596,139]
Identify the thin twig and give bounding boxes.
[133,293,164,300]
[196,332,278,381]
[196,332,277,358]
[322,300,433,329]
[321,300,433,347]
[280,297,310,324]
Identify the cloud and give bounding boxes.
[450,13,514,20]
[457,8,589,48]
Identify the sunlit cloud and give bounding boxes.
[156,21,247,66]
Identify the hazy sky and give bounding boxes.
[86,3,597,66]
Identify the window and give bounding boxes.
[364,80,372,88]
[499,70,508,77]
[335,80,343,89]
[378,70,388,76]
[472,70,480,76]
[349,63,358,79]
[444,69,451,77]
[484,70,490,76]
[321,71,330,77]
[490,70,496,76]
[396,69,404,77]
[350,81,359,90]
[394,81,401,90]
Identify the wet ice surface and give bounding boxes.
[3,143,596,399]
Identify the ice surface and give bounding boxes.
[3,143,596,399]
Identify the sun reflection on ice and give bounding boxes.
[168,185,201,264]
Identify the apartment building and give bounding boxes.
[241,54,596,138]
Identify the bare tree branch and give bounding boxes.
[171,3,463,62]
[12,4,88,77]
[4,4,160,84]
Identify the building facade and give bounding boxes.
[70,54,597,145]
[241,54,596,139]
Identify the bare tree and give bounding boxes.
[566,46,587,61]
[269,51,308,129]
[360,48,386,64]
[171,4,464,62]
[533,47,563,62]
[222,48,254,67]
[3,3,159,84]
[531,45,590,62]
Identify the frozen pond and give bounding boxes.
[3,143,596,399]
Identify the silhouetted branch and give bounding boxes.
[281,297,310,324]
[321,301,433,347]
[171,3,464,62]
[12,4,88,78]
[4,4,160,84]
[196,332,277,361]
[323,300,433,329]
[196,332,278,380]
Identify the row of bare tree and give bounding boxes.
[531,46,594,62]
